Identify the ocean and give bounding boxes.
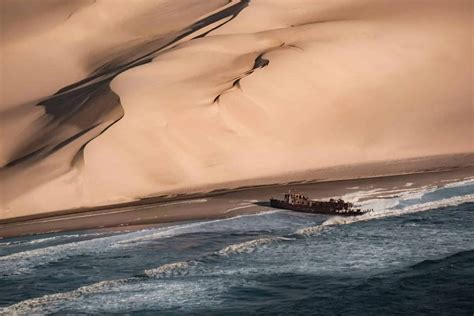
[1,179,473,315]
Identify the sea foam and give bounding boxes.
[296,193,474,236]
[144,260,200,278]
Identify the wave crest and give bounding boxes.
[218,237,294,256]
[295,193,474,236]
[144,260,199,278]
[0,277,135,314]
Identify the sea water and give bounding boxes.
[1,179,473,315]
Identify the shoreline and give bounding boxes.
[0,166,464,226]
[1,155,474,238]
[2,152,473,224]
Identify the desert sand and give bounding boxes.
[0,0,473,219]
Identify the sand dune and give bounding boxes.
[0,0,472,219]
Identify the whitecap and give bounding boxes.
[115,210,283,245]
[0,210,284,275]
[144,260,199,278]
[0,277,135,315]
[442,178,474,188]
[295,193,474,236]
[217,236,293,256]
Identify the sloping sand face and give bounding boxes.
[0,0,473,219]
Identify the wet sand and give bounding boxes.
[1,159,473,239]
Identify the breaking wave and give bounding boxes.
[443,177,474,188]
[115,210,282,245]
[0,210,283,275]
[296,193,474,236]
[144,260,200,278]
[218,237,276,255]
[0,277,138,315]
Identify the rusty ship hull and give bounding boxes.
[269,198,368,216]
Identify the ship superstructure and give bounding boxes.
[270,191,371,216]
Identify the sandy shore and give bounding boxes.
[1,154,473,238]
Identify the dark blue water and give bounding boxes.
[1,180,473,315]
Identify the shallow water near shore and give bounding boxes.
[1,178,473,315]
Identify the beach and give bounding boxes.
[2,154,473,238]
